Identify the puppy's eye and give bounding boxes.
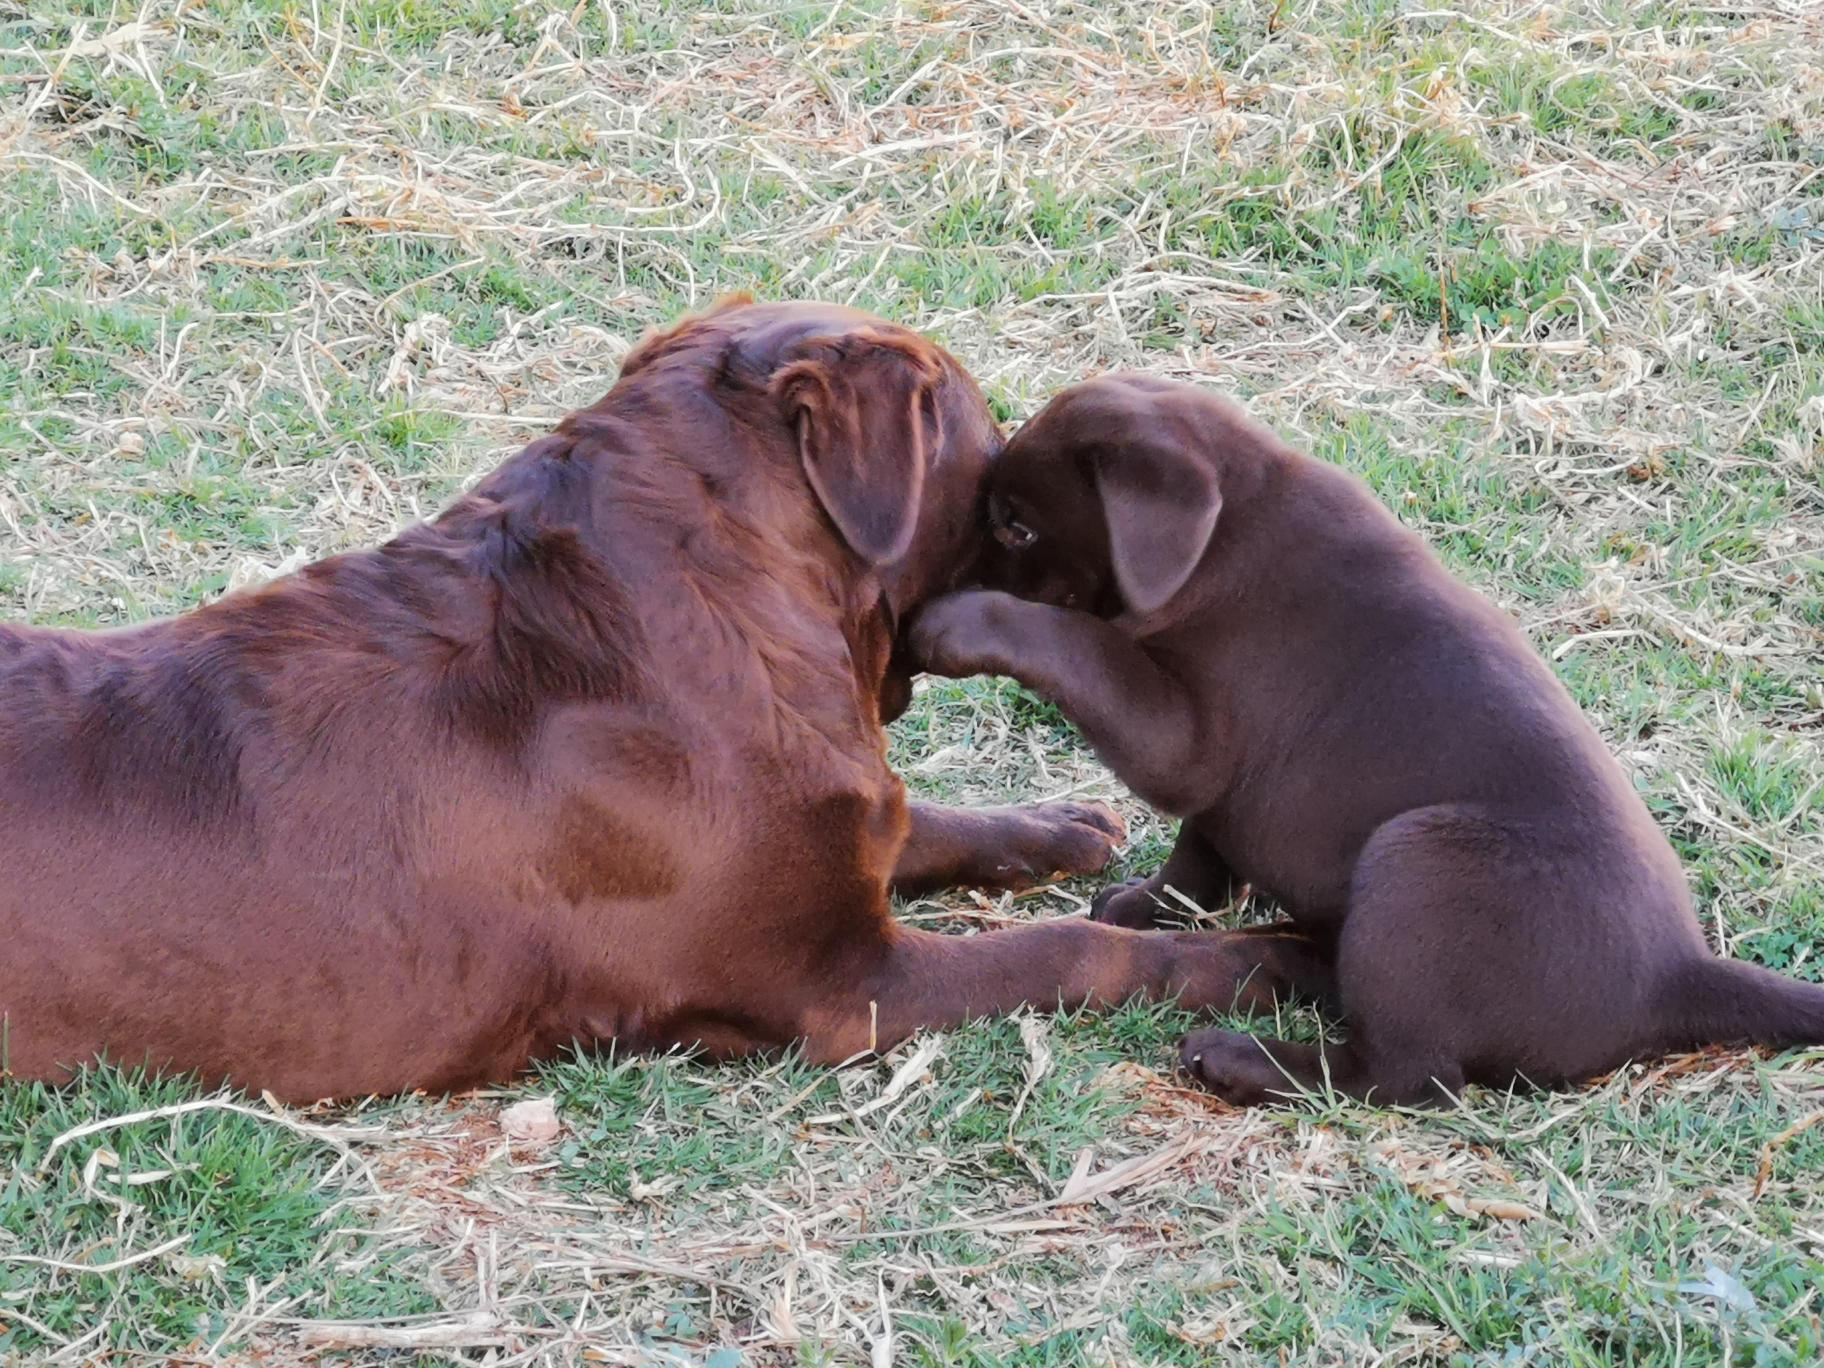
[994,522,1037,550]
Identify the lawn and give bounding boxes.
[2,0,1822,1362]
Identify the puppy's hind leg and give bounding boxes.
[1178,871,1461,1108]
[1181,805,1528,1108]
[1179,1024,1462,1108]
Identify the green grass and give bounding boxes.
[2,0,1821,1362]
[0,1070,431,1353]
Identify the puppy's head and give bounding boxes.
[980,374,1227,619]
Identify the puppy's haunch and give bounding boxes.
[913,372,1824,1106]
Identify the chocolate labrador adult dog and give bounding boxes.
[0,304,1305,1102]
[912,373,1824,1106]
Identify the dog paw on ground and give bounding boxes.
[1090,875,1163,928]
[996,801,1126,888]
[1179,1028,1293,1107]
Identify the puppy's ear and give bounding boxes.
[1094,437,1221,615]
[771,328,943,565]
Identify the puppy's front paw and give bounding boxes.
[906,589,1021,679]
[1090,876,1164,929]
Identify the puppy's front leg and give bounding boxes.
[910,590,1209,814]
[1091,824,1236,929]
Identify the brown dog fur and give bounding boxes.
[0,306,1320,1102]
[912,372,1824,1106]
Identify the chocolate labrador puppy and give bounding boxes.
[0,306,1307,1102]
[912,373,1824,1105]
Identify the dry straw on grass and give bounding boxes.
[2,0,1822,1363]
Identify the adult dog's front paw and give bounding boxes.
[906,590,1022,679]
[995,801,1125,888]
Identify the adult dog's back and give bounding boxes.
[1,454,663,1095]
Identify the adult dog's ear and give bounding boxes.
[771,328,943,566]
[1094,435,1221,615]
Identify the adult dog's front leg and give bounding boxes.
[801,919,1318,1063]
[891,800,1125,897]
[911,590,1212,814]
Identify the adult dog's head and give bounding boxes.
[444,298,1001,725]
[625,297,998,595]
[617,298,1002,715]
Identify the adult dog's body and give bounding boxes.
[0,305,1300,1102]
[913,373,1824,1105]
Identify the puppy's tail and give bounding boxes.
[1673,957,1824,1052]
